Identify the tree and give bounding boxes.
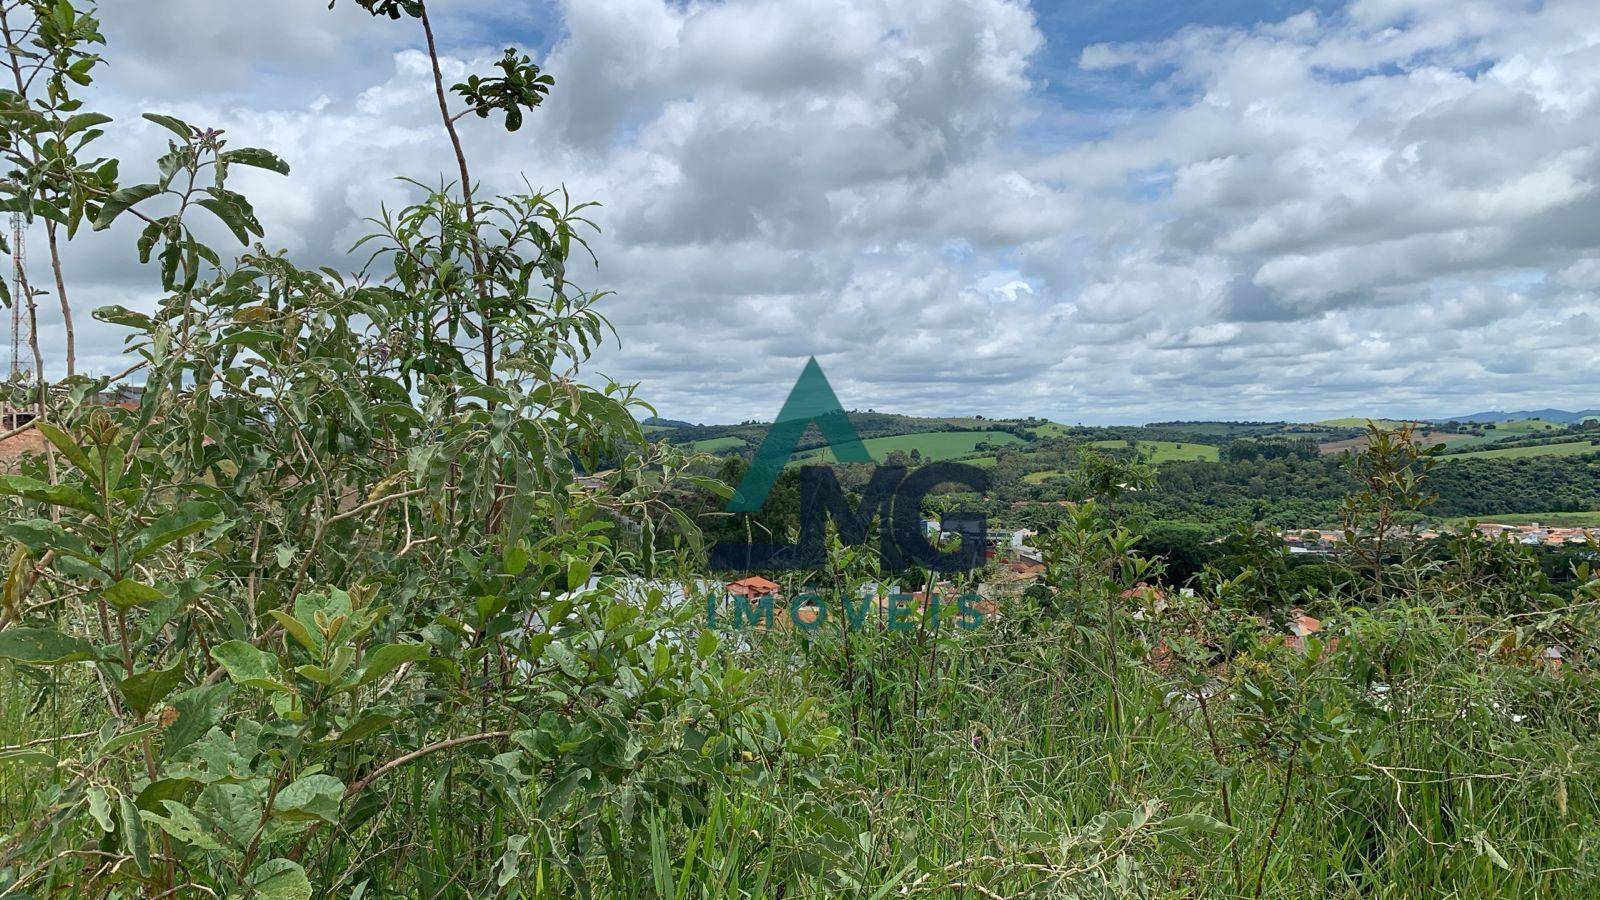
[0,6,800,895]
[0,0,117,378]
[1339,423,1440,601]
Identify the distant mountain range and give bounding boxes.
[1439,409,1600,424]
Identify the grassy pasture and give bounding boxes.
[688,436,747,453]
[1438,510,1600,527]
[790,430,1024,464]
[1088,439,1219,463]
[1319,430,1476,454]
[1027,421,1074,438]
[1444,440,1600,460]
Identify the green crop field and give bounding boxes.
[1441,418,1569,449]
[1088,439,1219,463]
[1439,510,1600,527]
[1444,439,1600,460]
[790,430,1024,464]
[1023,469,1069,484]
[1484,418,1565,434]
[688,436,747,452]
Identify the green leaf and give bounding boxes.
[357,643,429,687]
[245,858,313,900]
[93,304,155,330]
[62,112,112,137]
[120,793,151,876]
[103,578,168,611]
[1162,812,1238,835]
[196,193,260,245]
[0,748,56,765]
[100,723,158,756]
[274,773,344,823]
[3,518,101,567]
[119,662,185,715]
[334,708,399,744]
[696,628,718,658]
[210,640,289,692]
[141,112,192,139]
[221,147,291,175]
[503,543,531,576]
[680,474,734,500]
[0,474,99,514]
[161,684,231,759]
[34,421,94,478]
[88,785,114,832]
[135,776,198,812]
[128,501,219,563]
[537,767,588,817]
[145,799,225,851]
[0,626,97,664]
[0,196,67,225]
[269,608,317,654]
[92,182,161,231]
[291,588,352,650]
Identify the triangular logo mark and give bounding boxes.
[727,357,870,512]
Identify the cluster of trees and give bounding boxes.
[1126,453,1600,526]
[1223,436,1322,463]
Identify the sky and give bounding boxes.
[17,0,1600,425]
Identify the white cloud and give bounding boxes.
[17,0,1600,423]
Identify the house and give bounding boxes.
[1284,608,1334,653]
[1544,528,1591,546]
[1121,582,1169,621]
[1282,529,1340,554]
[92,385,142,410]
[725,576,781,600]
[1003,558,1044,579]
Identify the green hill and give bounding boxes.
[1089,439,1219,463]
[790,430,1024,464]
[1445,440,1600,460]
[687,436,747,452]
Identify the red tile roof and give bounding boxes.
[725,576,781,597]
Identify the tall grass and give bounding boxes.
[5,562,1597,897]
